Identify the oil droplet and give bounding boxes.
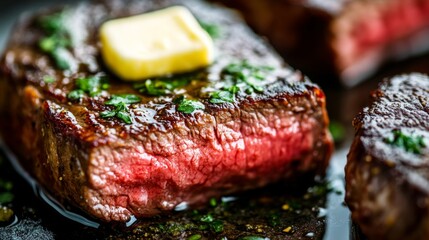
[317,207,327,218]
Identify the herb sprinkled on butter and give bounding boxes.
[385,130,426,154]
[100,94,141,124]
[174,96,205,114]
[68,76,109,101]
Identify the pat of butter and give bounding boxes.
[100,6,214,81]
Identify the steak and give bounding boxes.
[346,73,429,240]
[0,0,333,222]
[216,0,429,86]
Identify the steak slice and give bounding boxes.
[346,73,429,240]
[0,0,333,222]
[216,0,429,86]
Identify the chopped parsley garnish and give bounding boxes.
[198,214,224,233]
[42,75,56,84]
[209,198,217,208]
[67,75,109,101]
[210,61,274,104]
[199,21,221,38]
[187,234,202,240]
[385,130,426,154]
[0,179,13,204]
[240,236,269,240]
[134,76,191,96]
[38,11,74,70]
[209,86,239,104]
[100,94,141,124]
[174,96,205,114]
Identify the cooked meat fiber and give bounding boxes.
[346,73,429,240]
[0,0,333,222]
[217,0,429,86]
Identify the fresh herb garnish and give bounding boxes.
[38,11,74,70]
[0,192,14,205]
[240,236,269,240]
[187,234,202,240]
[67,76,109,101]
[385,130,426,154]
[134,76,191,96]
[0,179,13,205]
[223,61,273,93]
[210,86,240,104]
[42,75,56,84]
[199,21,221,38]
[209,198,217,208]
[210,61,274,104]
[100,94,141,124]
[199,214,224,233]
[174,96,205,114]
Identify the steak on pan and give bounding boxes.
[346,73,429,240]
[0,0,333,222]
[217,0,429,86]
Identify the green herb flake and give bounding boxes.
[385,130,426,154]
[209,61,274,104]
[240,236,269,240]
[223,61,273,93]
[134,76,191,96]
[39,12,66,34]
[329,121,346,143]
[105,94,141,106]
[210,86,240,104]
[0,192,14,204]
[100,94,141,124]
[199,21,221,38]
[0,180,13,192]
[187,234,202,240]
[174,96,205,114]
[67,89,85,101]
[42,75,56,84]
[210,220,224,233]
[209,198,217,207]
[200,214,213,223]
[116,111,133,125]
[38,11,74,70]
[68,76,109,101]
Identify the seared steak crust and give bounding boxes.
[346,73,429,240]
[0,0,332,222]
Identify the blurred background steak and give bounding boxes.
[346,73,429,240]
[0,0,333,222]
[217,0,429,86]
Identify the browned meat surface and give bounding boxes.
[0,0,333,222]
[216,0,429,86]
[346,73,429,240]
